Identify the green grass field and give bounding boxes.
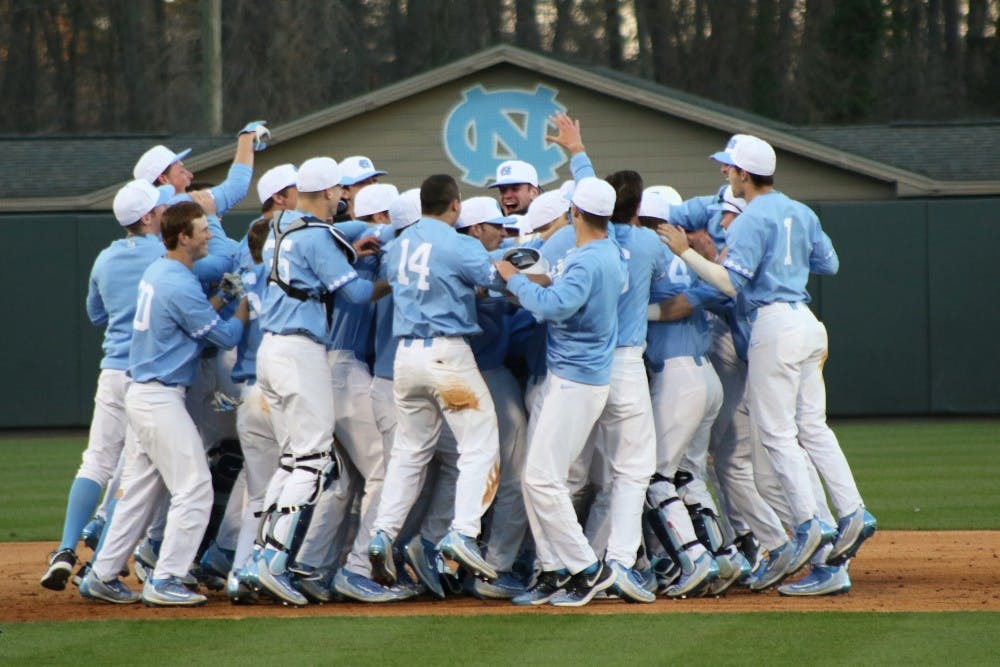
[2,420,998,664]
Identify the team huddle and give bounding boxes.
[40,112,876,608]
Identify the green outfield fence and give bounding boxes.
[1,197,998,428]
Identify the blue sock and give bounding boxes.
[58,477,102,552]
[93,497,118,558]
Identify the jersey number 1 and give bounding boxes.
[396,239,432,291]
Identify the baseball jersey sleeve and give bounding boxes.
[809,222,839,275]
[307,231,360,294]
[721,214,765,286]
[209,163,252,216]
[455,235,499,288]
[507,260,592,323]
[170,284,244,349]
[86,264,108,326]
[668,195,715,231]
[569,152,597,181]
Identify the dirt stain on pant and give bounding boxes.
[438,385,480,411]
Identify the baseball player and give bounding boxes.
[339,155,387,220]
[367,174,502,589]
[79,201,249,606]
[252,156,385,606]
[489,160,540,215]
[659,134,876,590]
[542,113,663,603]
[495,176,626,607]
[40,180,170,591]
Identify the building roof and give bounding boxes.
[3,45,998,211]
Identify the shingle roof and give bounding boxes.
[788,123,1000,183]
[0,135,232,199]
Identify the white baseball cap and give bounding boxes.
[571,177,616,217]
[256,163,297,204]
[711,134,776,176]
[339,156,387,186]
[354,183,400,218]
[133,145,192,183]
[388,188,422,231]
[296,157,342,193]
[113,179,171,226]
[488,160,539,188]
[639,185,683,222]
[455,196,505,229]
[522,190,570,233]
[721,185,747,214]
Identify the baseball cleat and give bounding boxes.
[748,541,796,591]
[290,564,334,604]
[827,508,877,566]
[608,559,656,603]
[665,550,719,598]
[40,548,77,591]
[549,561,616,607]
[734,532,762,573]
[368,530,397,587]
[226,570,258,605]
[707,546,752,596]
[334,568,409,603]
[403,535,445,599]
[436,531,497,583]
[512,569,571,606]
[786,517,834,578]
[132,537,161,584]
[256,552,309,607]
[142,576,207,607]
[778,564,851,596]
[198,541,235,581]
[80,516,106,551]
[80,569,140,604]
[472,571,528,600]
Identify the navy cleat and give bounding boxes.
[436,531,497,583]
[40,548,77,591]
[512,569,571,606]
[290,564,334,603]
[549,561,616,607]
[778,564,851,596]
[827,508,877,565]
[368,530,397,586]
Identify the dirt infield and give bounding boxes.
[4,531,998,622]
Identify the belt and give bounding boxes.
[401,335,469,348]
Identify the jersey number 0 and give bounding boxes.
[396,239,432,291]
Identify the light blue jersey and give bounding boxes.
[372,242,397,379]
[387,217,498,339]
[87,234,166,370]
[167,162,251,217]
[327,227,382,362]
[611,223,669,347]
[231,261,268,384]
[647,272,730,367]
[507,238,625,386]
[193,216,240,295]
[260,210,373,344]
[668,188,728,250]
[128,258,245,386]
[722,191,838,312]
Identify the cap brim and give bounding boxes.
[709,151,736,165]
[155,184,174,206]
[341,170,388,186]
[173,148,192,163]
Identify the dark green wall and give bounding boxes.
[1,201,996,428]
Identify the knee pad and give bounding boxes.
[645,474,700,560]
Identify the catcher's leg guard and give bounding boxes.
[645,474,702,574]
[688,503,725,555]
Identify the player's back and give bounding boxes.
[611,223,668,348]
[723,191,835,310]
[89,235,165,370]
[387,217,494,339]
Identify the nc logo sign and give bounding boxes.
[443,85,567,187]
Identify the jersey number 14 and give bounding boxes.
[396,239,432,291]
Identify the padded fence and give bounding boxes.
[0,201,996,428]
